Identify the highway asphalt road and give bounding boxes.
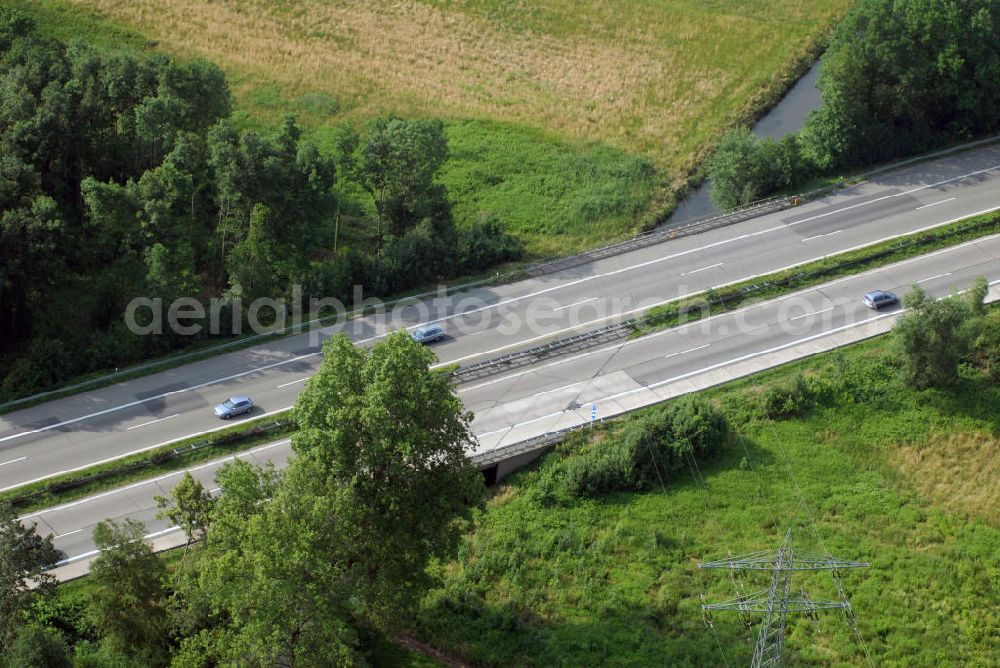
[3,143,1000,492]
[26,233,1000,567]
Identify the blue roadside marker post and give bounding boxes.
[591,403,597,423]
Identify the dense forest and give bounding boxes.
[709,0,1000,208]
[0,9,521,401]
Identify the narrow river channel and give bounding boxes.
[667,60,823,224]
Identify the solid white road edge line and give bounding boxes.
[18,440,292,520]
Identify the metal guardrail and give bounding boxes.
[449,321,634,383]
[521,195,792,278]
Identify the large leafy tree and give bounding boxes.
[178,333,483,665]
[0,9,231,396]
[803,0,1000,169]
[352,116,451,247]
[0,505,59,651]
[292,332,484,621]
[89,519,167,659]
[209,116,336,292]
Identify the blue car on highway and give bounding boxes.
[214,395,254,419]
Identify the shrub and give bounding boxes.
[561,397,730,498]
[456,214,524,274]
[759,374,815,419]
[659,396,731,456]
[894,286,975,389]
[2,624,71,668]
[708,130,814,210]
[562,437,646,498]
[373,220,447,294]
[972,309,1000,382]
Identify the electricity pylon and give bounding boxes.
[698,528,868,667]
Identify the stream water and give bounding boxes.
[666,60,823,225]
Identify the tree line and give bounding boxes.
[0,10,522,402]
[708,0,1000,209]
[0,332,485,666]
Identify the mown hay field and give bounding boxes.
[18,0,853,253]
[55,0,850,169]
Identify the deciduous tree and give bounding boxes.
[803,0,1000,170]
[355,117,450,247]
[292,332,484,622]
[154,472,215,546]
[89,519,167,658]
[893,285,980,389]
[0,505,59,651]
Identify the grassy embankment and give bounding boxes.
[11,0,853,256]
[413,334,1000,666]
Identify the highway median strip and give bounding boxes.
[6,413,296,514]
[446,209,1000,383]
[12,209,1000,516]
[633,209,1000,335]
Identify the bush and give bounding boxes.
[456,214,524,274]
[972,309,1000,382]
[759,374,816,419]
[893,286,975,389]
[561,397,730,498]
[373,221,448,294]
[562,434,650,498]
[2,624,71,668]
[659,396,731,455]
[708,130,813,210]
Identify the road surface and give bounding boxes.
[29,234,1000,571]
[3,143,1000,492]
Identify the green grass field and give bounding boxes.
[9,0,852,255]
[413,336,1000,666]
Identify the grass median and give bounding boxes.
[8,412,296,515]
[13,210,1000,515]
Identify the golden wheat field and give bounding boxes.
[55,0,850,174]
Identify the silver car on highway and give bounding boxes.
[214,395,254,419]
[862,290,898,309]
[411,324,444,344]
